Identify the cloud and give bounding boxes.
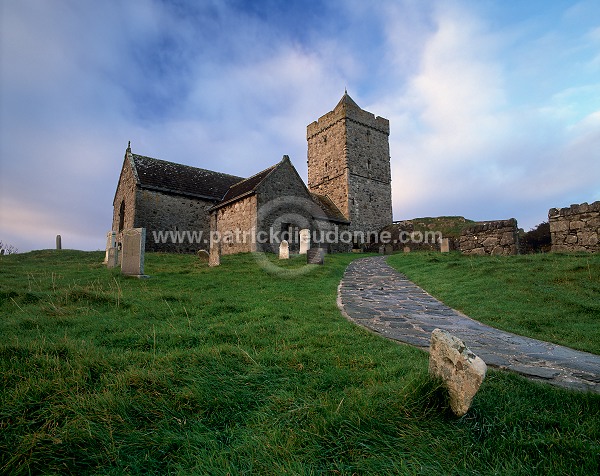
[0,0,348,251]
[1,0,598,251]
[369,1,600,228]
[374,3,512,218]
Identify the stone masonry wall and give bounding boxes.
[549,201,600,253]
[458,219,519,255]
[215,195,258,255]
[307,109,349,219]
[112,156,137,235]
[135,189,214,253]
[348,174,392,237]
[377,221,443,252]
[346,116,392,236]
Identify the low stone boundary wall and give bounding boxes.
[458,219,518,255]
[375,221,444,252]
[549,201,600,253]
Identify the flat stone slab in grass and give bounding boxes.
[338,256,600,394]
[307,248,324,265]
[510,365,561,380]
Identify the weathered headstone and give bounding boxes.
[104,231,117,264]
[403,246,411,253]
[56,235,62,250]
[378,245,385,254]
[279,239,289,259]
[299,229,310,255]
[384,244,394,255]
[440,238,450,253]
[428,328,487,417]
[121,228,147,277]
[197,249,210,263]
[209,237,220,267]
[106,247,118,268]
[307,247,324,265]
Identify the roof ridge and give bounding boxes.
[132,154,243,180]
[130,152,244,201]
[214,161,281,208]
[234,163,277,185]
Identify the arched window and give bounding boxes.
[118,200,125,232]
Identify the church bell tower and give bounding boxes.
[306,92,393,241]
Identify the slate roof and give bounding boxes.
[310,193,350,223]
[218,164,277,205]
[132,154,244,201]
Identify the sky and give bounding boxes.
[1,0,599,252]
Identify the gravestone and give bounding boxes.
[403,246,411,253]
[106,247,118,268]
[209,237,220,267]
[299,229,310,254]
[441,238,450,253]
[384,244,394,255]
[307,247,324,265]
[378,245,385,254]
[56,235,62,250]
[197,249,210,264]
[121,228,147,277]
[279,239,289,259]
[104,231,117,264]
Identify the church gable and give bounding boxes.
[211,155,307,211]
[112,149,138,233]
[254,156,351,253]
[255,155,312,205]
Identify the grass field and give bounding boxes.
[0,250,599,475]
[387,252,600,355]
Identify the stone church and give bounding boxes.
[112,92,393,254]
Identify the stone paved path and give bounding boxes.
[338,256,600,393]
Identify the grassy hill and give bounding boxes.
[387,252,600,354]
[0,251,598,475]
